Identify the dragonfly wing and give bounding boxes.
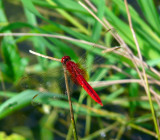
[18,67,69,103]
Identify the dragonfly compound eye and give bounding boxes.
[61,56,71,64]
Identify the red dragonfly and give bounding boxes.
[29,50,103,106]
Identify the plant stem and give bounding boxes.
[124,0,160,139]
[62,64,78,140]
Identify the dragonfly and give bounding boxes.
[29,50,103,106]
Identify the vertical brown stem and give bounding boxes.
[62,64,78,140]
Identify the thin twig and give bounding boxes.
[82,0,160,113]
[29,50,61,62]
[101,46,120,53]
[1,33,160,77]
[0,33,106,49]
[81,0,160,137]
[124,0,160,138]
[96,64,160,86]
[62,64,78,140]
[29,50,78,139]
[94,64,133,78]
[89,79,159,88]
[78,1,146,89]
[84,0,160,116]
[150,88,160,109]
[93,64,160,108]
[124,0,146,86]
[82,0,160,77]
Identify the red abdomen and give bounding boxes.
[65,60,103,106]
[76,75,103,106]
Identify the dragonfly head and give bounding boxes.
[61,56,71,64]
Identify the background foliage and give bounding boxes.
[0,0,160,139]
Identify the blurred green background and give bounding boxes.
[0,0,160,139]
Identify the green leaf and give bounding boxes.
[137,0,160,34]
[0,5,27,82]
[21,0,42,17]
